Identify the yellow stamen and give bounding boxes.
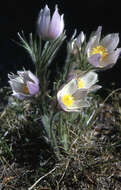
[77,78,85,88]
[21,83,29,94]
[91,45,108,61]
[62,94,74,107]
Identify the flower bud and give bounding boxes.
[37,5,64,40]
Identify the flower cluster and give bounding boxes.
[6,4,121,158]
[8,4,121,114]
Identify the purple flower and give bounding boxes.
[86,26,121,68]
[8,70,39,100]
[37,5,64,40]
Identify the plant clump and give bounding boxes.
[0,4,121,190]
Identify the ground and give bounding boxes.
[0,86,121,190]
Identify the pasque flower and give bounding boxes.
[57,71,101,112]
[8,70,39,100]
[70,31,85,53]
[86,26,121,68]
[77,71,101,92]
[37,4,64,40]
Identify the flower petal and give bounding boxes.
[93,26,102,44]
[73,89,88,100]
[57,95,68,112]
[88,85,102,93]
[27,81,39,95]
[71,99,89,110]
[59,14,64,35]
[86,36,98,56]
[58,78,77,96]
[86,26,102,56]
[8,73,18,80]
[100,48,121,68]
[79,71,99,89]
[8,80,23,93]
[37,5,50,39]
[17,71,29,81]
[101,33,119,51]
[88,54,101,67]
[79,31,85,44]
[48,5,64,39]
[28,71,39,84]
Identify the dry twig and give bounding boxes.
[28,166,57,190]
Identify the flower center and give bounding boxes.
[91,45,108,61]
[77,78,84,88]
[62,94,74,107]
[21,83,29,94]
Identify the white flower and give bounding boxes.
[57,71,101,112]
[8,70,39,100]
[77,71,101,92]
[86,26,121,68]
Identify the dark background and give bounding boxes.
[0,0,121,89]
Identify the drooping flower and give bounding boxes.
[8,70,39,100]
[86,26,121,68]
[57,71,101,112]
[37,4,64,40]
